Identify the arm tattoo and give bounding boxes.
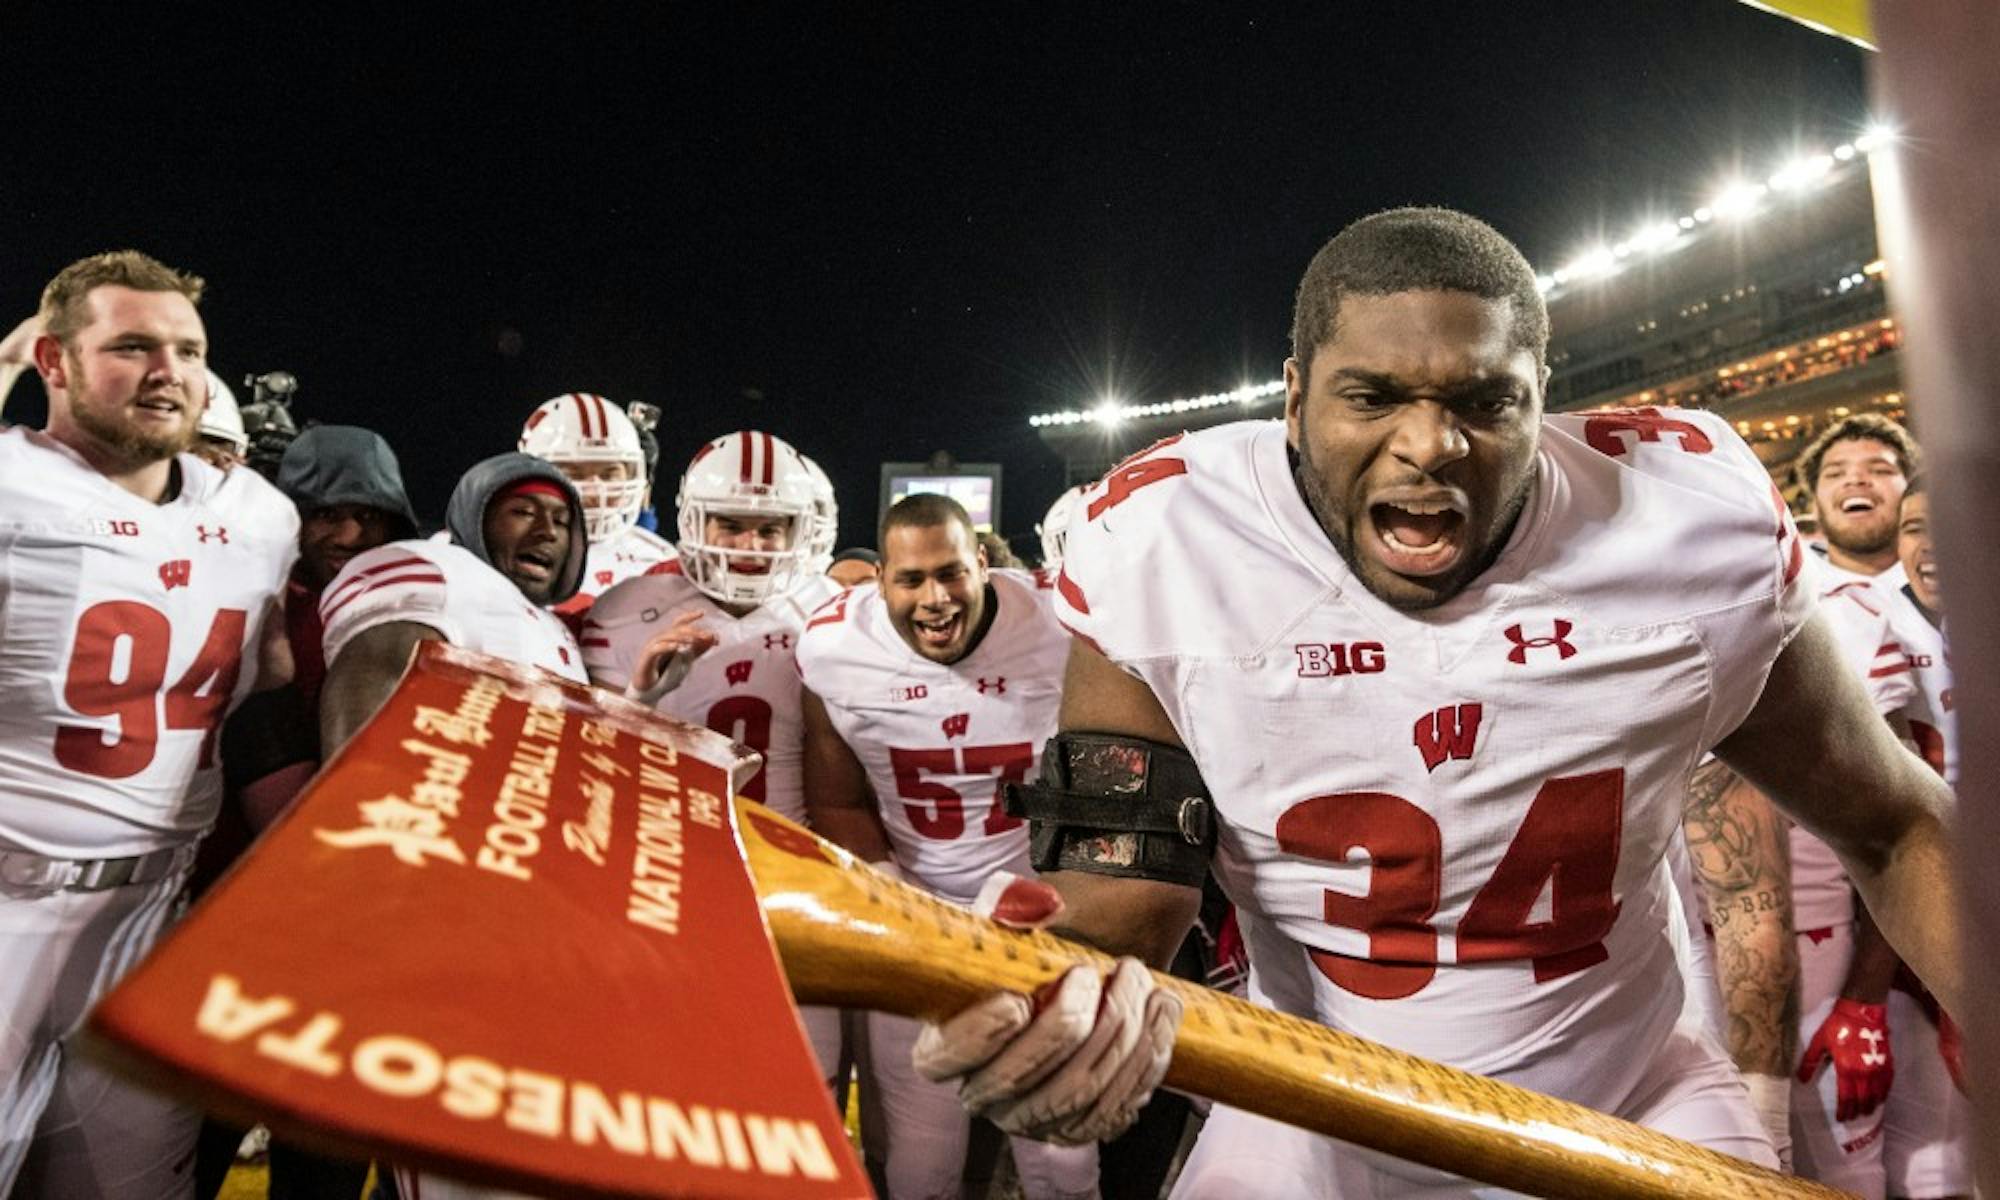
[1684,758,1799,1075]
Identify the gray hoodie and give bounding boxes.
[275,425,420,539]
[445,452,589,606]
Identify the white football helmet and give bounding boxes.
[518,393,648,541]
[1037,484,1088,567]
[675,430,818,605]
[799,454,838,573]
[198,370,248,452]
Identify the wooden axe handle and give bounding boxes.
[736,800,1850,1200]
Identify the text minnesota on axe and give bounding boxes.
[90,643,869,1199]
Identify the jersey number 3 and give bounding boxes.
[1276,769,1623,1000]
[56,602,247,779]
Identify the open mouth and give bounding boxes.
[1839,495,1877,515]
[1367,496,1468,578]
[912,612,962,649]
[513,548,556,580]
[134,396,185,419]
[1914,561,1939,590]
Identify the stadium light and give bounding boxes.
[1709,182,1767,219]
[1027,118,1899,431]
[1855,123,1896,153]
[1768,153,1835,192]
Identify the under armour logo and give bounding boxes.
[976,677,1006,695]
[197,525,228,544]
[941,712,971,740]
[725,660,754,686]
[1504,620,1576,664]
[1858,1027,1888,1066]
[158,559,192,590]
[763,633,792,651]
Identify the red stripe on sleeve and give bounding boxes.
[322,572,447,624]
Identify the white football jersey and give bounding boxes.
[1788,581,1917,932]
[580,563,839,822]
[209,463,302,560]
[561,522,674,613]
[1057,412,1813,1113]
[0,429,292,856]
[797,569,1068,905]
[321,540,586,685]
[1893,591,1954,784]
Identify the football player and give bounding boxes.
[319,452,589,750]
[796,492,1097,1200]
[517,392,671,613]
[579,430,846,1079]
[914,208,1962,1197]
[2,251,293,1197]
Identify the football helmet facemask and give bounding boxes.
[518,393,649,541]
[675,430,818,605]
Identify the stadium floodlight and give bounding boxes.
[1768,153,1835,192]
[1627,221,1681,254]
[1535,274,1555,294]
[1709,181,1767,219]
[1833,143,1857,162]
[1090,401,1126,426]
[1562,247,1617,282]
[1855,123,1896,153]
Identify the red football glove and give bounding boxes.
[1798,997,1893,1121]
[1938,1010,1966,1094]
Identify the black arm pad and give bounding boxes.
[1004,731,1216,889]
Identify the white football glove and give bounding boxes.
[910,873,1183,1145]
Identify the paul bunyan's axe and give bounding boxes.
[87,643,1849,1198]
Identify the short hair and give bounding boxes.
[40,250,205,345]
[879,491,975,550]
[1290,207,1548,370]
[1902,472,1927,504]
[1794,413,1922,495]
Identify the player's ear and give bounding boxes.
[1284,356,1308,449]
[33,333,67,387]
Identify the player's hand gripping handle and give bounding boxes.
[910,873,1183,1145]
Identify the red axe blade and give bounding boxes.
[87,641,869,1199]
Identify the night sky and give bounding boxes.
[2,2,1867,551]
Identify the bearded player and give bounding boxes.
[902,208,1962,1197]
[579,430,844,1069]
[796,492,1098,1200]
[1711,415,1968,1199]
[517,392,671,615]
[2,252,293,1197]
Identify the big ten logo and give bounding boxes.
[88,518,140,538]
[890,684,928,703]
[1294,642,1386,679]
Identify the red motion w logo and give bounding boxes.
[1413,703,1482,773]
[724,660,753,686]
[941,712,971,740]
[1504,621,1576,665]
[158,560,193,591]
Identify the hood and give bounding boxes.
[445,452,588,606]
[276,426,420,540]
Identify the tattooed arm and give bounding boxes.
[1684,756,1798,1075]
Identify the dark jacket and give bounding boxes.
[445,452,589,606]
[275,425,420,538]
